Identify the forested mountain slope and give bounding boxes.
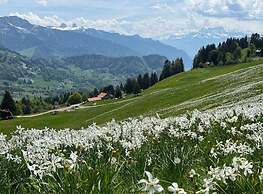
[0,47,167,98]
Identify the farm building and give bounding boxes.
[88,92,108,102]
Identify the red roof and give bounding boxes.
[97,92,107,98]
[88,92,108,102]
[88,97,102,102]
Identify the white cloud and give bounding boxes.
[36,0,48,6]
[0,0,8,4]
[9,12,198,38]
[188,0,263,20]
[9,2,263,40]
[11,12,63,26]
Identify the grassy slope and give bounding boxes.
[1,60,263,134]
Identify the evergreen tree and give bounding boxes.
[233,46,242,61]
[114,86,122,99]
[150,72,158,86]
[142,73,150,89]
[179,58,185,72]
[137,74,143,89]
[208,50,219,65]
[120,83,124,91]
[21,97,32,115]
[193,35,253,68]
[124,78,134,94]
[160,60,171,81]
[132,79,141,94]
[102,85,115,95]
[0,91,17,115]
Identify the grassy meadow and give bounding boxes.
[1,59,263,134]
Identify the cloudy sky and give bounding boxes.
[1,0,263,39]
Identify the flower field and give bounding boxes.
[0,97,263,193]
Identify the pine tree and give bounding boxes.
[142,73,150,89]
[124,78,134,94]
[120,83,124,91]
[0,91,17,115]
[160,60,171,81]
[132,79,141,94]
[179,58,185,72]
[150,72,158,86]
[137,74,143,89]
[21,97,32,115]
[114,86,122,99]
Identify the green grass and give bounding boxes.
[1,60,263,134]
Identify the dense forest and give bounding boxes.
[193,33,263,68]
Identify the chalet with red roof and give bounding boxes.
[88,92,108,102]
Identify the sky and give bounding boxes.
[1,0,263,39]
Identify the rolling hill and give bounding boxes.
[1,59,262,133]
[0,47,167,98]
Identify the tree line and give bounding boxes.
[0,58,185,119]
[123,58,185,94]
[193,33,263,68]
[0,91,53,119]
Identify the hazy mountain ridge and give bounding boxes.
[0,16,191,68]
[76,28,192,67]
[162,27,245,57]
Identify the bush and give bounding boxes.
[67,92,83,105]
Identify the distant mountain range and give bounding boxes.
[162,27,245,57]
[0,16,191,69]
[0,46,167,97]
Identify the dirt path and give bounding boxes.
[15,97,137,118]
[16,103,84,118]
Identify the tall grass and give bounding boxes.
[0,100,263,193]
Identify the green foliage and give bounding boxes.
[67,93,83,105]
[0,46,167,98]
[114,86,122,99]
[21,97,32,115]
[124,78,141,94]
[142,73,150,90]
[160,58,185,81]
[101,85,115,96]
[150,72,158,86]
[0,91,17,115]
[193,34,263,68]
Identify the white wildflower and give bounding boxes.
[168,182,187,194]
[174,157,181,164]
[259,169,263,182]
[138,171,164,194]
[189,169,199,178]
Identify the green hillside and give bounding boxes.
[0,46,167,98]
[1,59,263,134]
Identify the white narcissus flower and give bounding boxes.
[189,169,199,178]
[138,171,164,194]
[174,157,181,164]
[259,169,263,181]
[70,152,78,163]
[168,182,187,194]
